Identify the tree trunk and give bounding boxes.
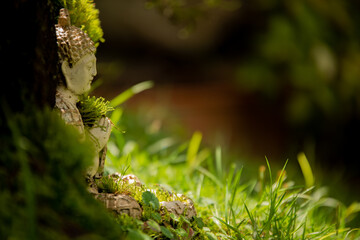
[1,0,62,114]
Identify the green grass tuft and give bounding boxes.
[102,84,360,239]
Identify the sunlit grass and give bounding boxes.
[102,83,360,239]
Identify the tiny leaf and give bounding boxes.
[175,228,188,237]
[151,212,162,222]
[194,216,205,228]
[146,219,161,232]
[161,226,174,239]
[127,229,152,240]
[169,213,179,222]
[206,232,218,240]
[180,215,191,224]
[142,191,160,211]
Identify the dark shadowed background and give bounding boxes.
[92,0,360,201]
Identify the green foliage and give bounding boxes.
[110,81,154,108]
[0,107,124,239]
[96,170,209,239]
[235,0,360,127]
[97,174,145,202]
[77,95,114,128]
[145,0,240,36]
[2,83,359,239]
[58,0,104,47]
[103,87,360,239]
[142,191,160,211]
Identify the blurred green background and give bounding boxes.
[92,0,360,202]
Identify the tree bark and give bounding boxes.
[1,0,62,114]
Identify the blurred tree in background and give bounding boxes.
[93,0,360,195]
[233,0,360,181]
[95,0,360,192]
[146,0,240,35]
[135,0,360,178]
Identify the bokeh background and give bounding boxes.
[92,0,360,202]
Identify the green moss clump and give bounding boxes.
[97,175,188,205]
[0,107,124,239]
[96,174,145,201]
[77,95,114,128]
[58,0,104,47]
[96,175,209,239]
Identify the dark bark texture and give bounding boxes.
[1,0,62,114]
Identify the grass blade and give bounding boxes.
[110,81,153,108]
[186,131,202,171]
[297,152,315,188]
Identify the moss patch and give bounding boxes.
[0,108,124,239]
[58,0,104,47]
